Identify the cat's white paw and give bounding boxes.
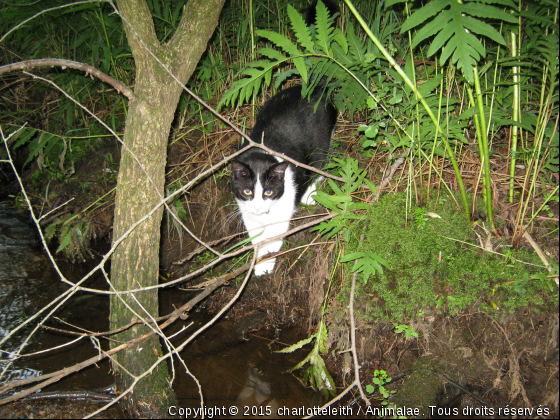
[254,258,276,276]
[301,185,317,205]
[301,178,323,205]
[301,191,317,205]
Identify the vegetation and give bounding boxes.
[0,0,558,414]
[217,0,558,393]
[344,191,553,322]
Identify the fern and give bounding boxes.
[219,1,375,114]
[340,251,390,284]
[400,0,517,83]
[277,320,335,397]
[286,4,315,54]
[314,0,336,55]
[312,158,376,240]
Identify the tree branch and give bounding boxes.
[0,59,135,100]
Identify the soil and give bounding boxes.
[1,116,558,418]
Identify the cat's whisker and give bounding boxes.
[221,208,244,231]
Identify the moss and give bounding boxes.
[393,358,444,414]
[340,191,556,323]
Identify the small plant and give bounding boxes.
[45,214,93,262]
[393,323,418,340]
[366,369,396,405]
[414,207,428,229]
[340,251,390,284]
[312,157,377,240]
[277,320,335,398]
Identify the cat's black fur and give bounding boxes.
[232,86,337,204]
[305,0,340,26]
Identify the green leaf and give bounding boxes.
[332,28,348,54]
[277,333,316,353]
[314,0,334,54]
[293,56,308,83]
[401,0,449,34]
[403,0,517,83]
[460,15,507,46]
[418,74,444,97]
[258,48,287,61]
[274,69,299,89]
[346,22,366,62]
[462,2,518,23]
[11,127,36,149]
[340,252,366,262]
[257,29,301,57]
[56,227,72,253]
[287,5,315,53]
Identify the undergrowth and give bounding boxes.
[342,191,556,323]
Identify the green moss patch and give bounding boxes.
[342,192,557,323]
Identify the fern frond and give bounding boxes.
[332,28,348,54]
[218,60,280,108]
[346,22,368,63]
[274,68,299,89]
[287,4,315,53]
[401,0,517,83]
[314,0,336,54]
[256,29,301,57]
[256,29,307,82]
[257,48,286,61]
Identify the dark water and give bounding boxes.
[0,204,112,391]
[0,204,321,416]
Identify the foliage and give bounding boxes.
[366,369,396,405]
[398,0,517,83]
[45,213,93,262]
[219,1,380,116]
[340,251,390,284]
[342,191,556,322]
[277,319,335,397]
[312,157,376,240]
[1,0,129,179]
[393,323,418,340]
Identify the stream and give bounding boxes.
[0,204,322,417]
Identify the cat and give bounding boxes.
[231,85,337,276]
[305,0,340,26]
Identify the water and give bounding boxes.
[0,204,321,416]
[0,204,112,390]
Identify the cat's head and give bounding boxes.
[231,156,290,215]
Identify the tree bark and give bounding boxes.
[110,0,225,417]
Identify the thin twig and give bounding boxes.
[375,148,410,202]
[348,269,371,405]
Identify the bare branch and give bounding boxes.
[0,59,135,99]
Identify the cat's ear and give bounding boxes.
[269,161,288,179]
[232,160,250,178]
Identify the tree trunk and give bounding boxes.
[110,0,225,417]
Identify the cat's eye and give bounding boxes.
[243,188,252,195]
[264,189,273,196]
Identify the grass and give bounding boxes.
[342,191,555,323]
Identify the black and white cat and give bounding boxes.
[231,86,337,275]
